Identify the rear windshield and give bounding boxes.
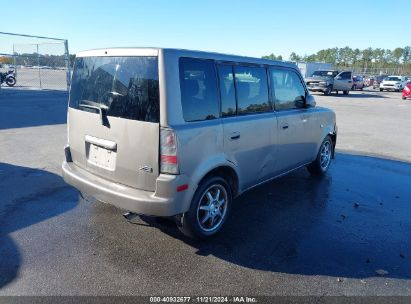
[69,56,159,123]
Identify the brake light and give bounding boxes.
[160,128,179,174]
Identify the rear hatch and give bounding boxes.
[68,55,160,191]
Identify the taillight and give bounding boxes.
[160,128,179,174]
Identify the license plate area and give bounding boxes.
[86,143,117,171]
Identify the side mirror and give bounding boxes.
[305,94,316,108]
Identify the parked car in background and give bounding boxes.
[62,48,338,239]
[379,76,406,92]
[352,75,365,90]
[402,83,411,100]
[364,76,375,87]
[305,70,353,95]
[373,75,388,89]
[405,77,411,84]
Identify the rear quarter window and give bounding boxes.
[179,58,219,122]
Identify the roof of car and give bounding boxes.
[75,47,297,69]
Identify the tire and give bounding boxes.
[379,88,383,92]
[402,96,407,100]
[323,86,332,96]
[307,136,333,176]
[6,76,16,86]
[343,90,349,95]
[179,176,232,239]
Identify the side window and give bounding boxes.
[271,68,306,111]
[233,66,270,115]
[217,65,236,117]
[340,72,352,80]
[179,58,219,122]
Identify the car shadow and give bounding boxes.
[338,91,388,98]
[0,88,68,129]
[313,91,387,98]
[0,162,78,288]
[139,153,411,279]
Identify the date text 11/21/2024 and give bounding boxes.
[149,296,258,303]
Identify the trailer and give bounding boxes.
[297,62,333,78]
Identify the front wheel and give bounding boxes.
[179,176,232,239]
[6,76,16,86]
[323,85,332,96]
[307,136,333,176]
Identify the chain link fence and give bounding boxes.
[0,32,70,91]
[334,66,411,77]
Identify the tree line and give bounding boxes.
[263,46,411,74]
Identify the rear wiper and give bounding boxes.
[79,100,110,127]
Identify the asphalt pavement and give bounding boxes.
[0,87,410,296]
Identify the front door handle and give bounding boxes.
[230,132,240,140]
[281,123,289,130]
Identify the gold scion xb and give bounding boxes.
[62,48,337,239]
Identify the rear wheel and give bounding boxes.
[6,76,16,86]
[402,96,407,100]
[179,176,232,239]
[307,136,333,176]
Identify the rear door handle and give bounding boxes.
[230,132,240,140]
[302,115,308,123]
[281,123,289,130]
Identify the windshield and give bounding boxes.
[69,56,159,123]
[385,77,401,82]
[312,70,338,78]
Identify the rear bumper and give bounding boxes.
[62,161,192,216]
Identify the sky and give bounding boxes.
[1,0,409,59]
